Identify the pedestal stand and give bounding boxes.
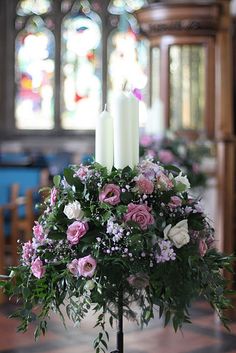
[110,288,123,353]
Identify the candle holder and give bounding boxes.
[110,288,123,353]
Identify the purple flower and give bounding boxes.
[132,88,143,101]
[155,239,176,263]
[67,221,89,245]
[140,135,153,147]
[22,241,34,264]
[31,257,46,279]
[99,184,121,205]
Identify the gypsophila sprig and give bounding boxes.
[1,161,234,352]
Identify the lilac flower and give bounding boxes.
[155,239,176,263]
[106,218,124,242]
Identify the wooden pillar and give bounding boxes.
[215,1,235,260]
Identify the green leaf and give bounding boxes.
[47,231,65,240]
[164,310,171,327]
[53,175,61,187]
[64,167,75,186]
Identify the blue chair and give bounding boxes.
[0,167,49,265]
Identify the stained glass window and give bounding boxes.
[61,11,102,130]
[15,17,55,129]
[16,0,52,16]
[169,45,206,131]
[107,16,148,126]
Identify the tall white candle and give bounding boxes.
[127,92,139,167]
[95,108,114,170]
[145,98,165,137]
[113,92,133,169]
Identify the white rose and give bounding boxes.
[163,219,190,248]
[63,200,84,220]
[174,173,190,192]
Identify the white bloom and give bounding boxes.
[174,173,190,192]
[63,200,84,220]
[163,219,190,248]
[84,280,95,291]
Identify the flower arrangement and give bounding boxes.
[1,161,233,353]
[140,133,213,188]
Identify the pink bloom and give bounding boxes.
[158,150,175,164]
[168,196,182,208]
[31,257,45,279]
[74,166,90,180]
[78,255,97,278]
[68,259,80,277]
[67,221,89,245]
[124,203,154,230]
[99,184,121,205]
[22,241,34,264]
[50,187,57,206]
[33,221,45,243]
[140,135,153,147]
[135,175,154,194]
[156,172,173,190]
[199,239,208,257]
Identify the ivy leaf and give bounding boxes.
[64,167,75,185]
[53,175,61,187]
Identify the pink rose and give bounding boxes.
[124,203,154,230]
[50,187,57,206]
[22,241,34,264]
[158,150,175,164]
[168,196,182,208]
[156,172,173,190]
[199,239,208,257]
[31,257,45,279]
[68,259,80,277]
[78,255,97,278]
[127,272,149,289]
[67,221,89,245]
[135,175,154,194]
[99,184,121,205]
[33,221,45,243]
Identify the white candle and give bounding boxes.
[113,92,133,169]
[145,98,165,137]
[95,108,114,170]
[127,92,139,167]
